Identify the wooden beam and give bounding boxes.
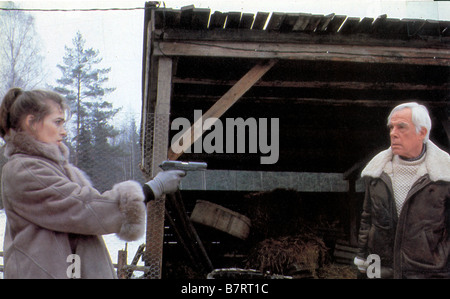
[144,56,173,279]
[155,26,449,48]
[151,57,173,175]
[168,59,277,160]
[173,95,448,108]
[172,77,450,91]
[140,7,157,180]
[179,170,349,192]
[154,40,450,66]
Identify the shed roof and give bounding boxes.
[151,3,450,46]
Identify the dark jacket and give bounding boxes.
[357,140,450,278]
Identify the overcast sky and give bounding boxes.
[8,0,450,119]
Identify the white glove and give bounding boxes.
[145,170,186,199]
[354,256,367,273]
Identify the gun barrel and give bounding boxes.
[159,160,207,171]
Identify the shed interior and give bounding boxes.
[140,2,450,278]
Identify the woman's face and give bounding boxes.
[27,101,67,146]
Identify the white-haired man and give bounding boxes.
[354,102,450,278]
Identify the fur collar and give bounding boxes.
[361,140,450,182]
[4,131,93,187]
[4,130,69,164]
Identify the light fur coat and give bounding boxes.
[361,140,450,182]
[1,131,146,279]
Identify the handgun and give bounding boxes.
[159,160,207,172]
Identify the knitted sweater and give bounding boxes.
[388,153,427,216]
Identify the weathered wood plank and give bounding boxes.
[326,15,347,33]
[266,12,286,31]
[154,8,179,29]
[354,17,374,34]
[403,18,426,37]
[225,12,241,29]
[179,170,349,192]
[239,13,255,29]
[191,8,211,30]
[372,14,388,35]
[292,13,312,31]
[339,17,361,34]
[252,12,269,30]
[209,11,226,29]
[156,27,449,49]
[316,13,335,32]
[173,77,450,91]
[180,5,195,29]
[420,19,441,36]
[155,40,450,66]
[172,94,448,108]
[383,18,405,36]
[279,13,301,32]
[144,57,173,279]
[168,59,277,160]
[305,15,323,31]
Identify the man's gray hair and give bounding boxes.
[387,102,432,142]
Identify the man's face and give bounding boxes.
[388,108,426,159]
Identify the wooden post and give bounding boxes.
[144,56,173,279]
[117,249,128,279]
[140,3,157,179]
[168,59,277,160]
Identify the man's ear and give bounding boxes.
[419,127,428,141]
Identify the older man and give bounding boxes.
[354,102,450,279]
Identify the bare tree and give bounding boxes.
[0,2,47,95]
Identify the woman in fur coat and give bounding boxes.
[0,88,185,278]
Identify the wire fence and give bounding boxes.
[140,113,172,279]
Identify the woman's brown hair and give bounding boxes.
[0,88,69,139]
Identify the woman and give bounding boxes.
[0,88,185,278]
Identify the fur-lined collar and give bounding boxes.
[361,140,450,182]
[4,130,69,164]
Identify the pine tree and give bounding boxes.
[54,31,123,191]
[54,31,115,167]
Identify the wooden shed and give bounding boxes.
[140,2,450,278]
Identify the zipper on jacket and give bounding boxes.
[379,172,398,224]
[393,174,432,278]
